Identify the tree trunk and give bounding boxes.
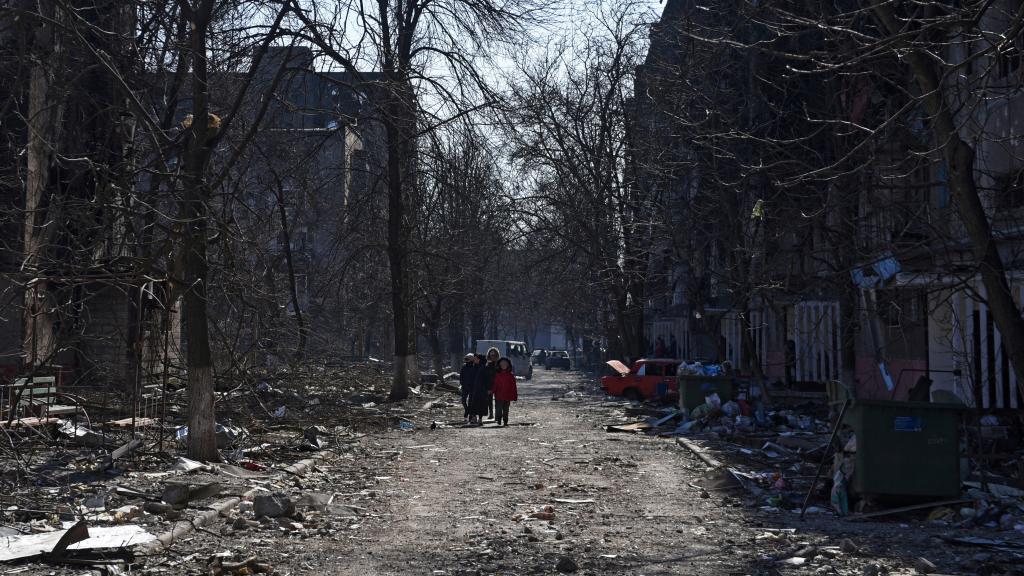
[274,184,308,362]
[385,81,419,401]
[739,309,763,380]
[179,0,219,462]
[610,288,636,359]
[428,322,444,386]
[22,0,61,368]
[181,191,218,460]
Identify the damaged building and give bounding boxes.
[1,35,387,414]
[634,0,1024,410]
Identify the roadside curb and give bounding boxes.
[138,453,327,554]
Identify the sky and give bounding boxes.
[413,0,668,119]
[494,0,667,73]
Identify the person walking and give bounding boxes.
[492,357,518,427]
[484,347,499,420]
[470,348,499,424]
[459,353,479,424]
[654,336,666,358]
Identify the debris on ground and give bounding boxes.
[2,363,1022,575]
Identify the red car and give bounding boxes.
[601,359,680,400]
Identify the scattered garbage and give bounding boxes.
[302,425,330,450]
[605,421,652,433]
[161,483,191,507]
[0,521,155,562]
[938,535,1024,558]
[172,456,213,473]
[253,492,296,519]
[57,419,110,448]
[175,423,246,449]
[208,554,274,576]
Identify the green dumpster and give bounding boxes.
[677,375,735,411]
[842,400,963,499]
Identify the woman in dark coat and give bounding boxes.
[459,353,479,424]
[469,348,499,425]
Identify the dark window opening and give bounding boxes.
[993,171,1024,210]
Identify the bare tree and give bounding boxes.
[287,0,541,400]
[505,1,655,359]
[415,124,509,377]
[2,0,299,459]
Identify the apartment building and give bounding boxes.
[634,0,1024,408]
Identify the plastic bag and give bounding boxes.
[705,392,722,409]
[702,364,723,377]
[830,470,849,516]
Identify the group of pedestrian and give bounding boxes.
[653,334,679,359]
[459,347,519,427]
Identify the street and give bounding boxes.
[339,368,712,575]
[307,370,996,576]
[1,368,1018,576]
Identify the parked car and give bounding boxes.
[601,358,680,401]
[544,350,571,370]
[530,349,548,366]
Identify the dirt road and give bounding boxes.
[319,370,1008,576]
[8,369,1013,575]
[335,368,722,575]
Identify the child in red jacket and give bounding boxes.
[492,357,518,427]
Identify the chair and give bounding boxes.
[3,376,81,421]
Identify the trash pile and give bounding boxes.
[604,393,828,441]
[599,375,1024,535]
[677,361,729,377]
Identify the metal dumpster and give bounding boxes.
[677,375,735,411]
[842,399,963,499]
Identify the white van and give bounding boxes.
[475,340,533,380]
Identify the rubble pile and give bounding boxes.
[591,369,1024,555]
[0,361,466,575]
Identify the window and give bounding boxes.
[935,162,949,209]
[642,363,664,377]
[993,171,1024,210]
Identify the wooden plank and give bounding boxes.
[24,387,57,396]
[0,417,59,429]
[105,417,159,427]
[846,498,972,521]
[676,437,723,469]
